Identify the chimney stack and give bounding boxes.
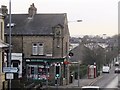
[28,3,37,17]
[0,5,8,17]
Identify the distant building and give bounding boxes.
[69,43,79,50]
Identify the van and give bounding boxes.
[81,86,100,90]
[102,66,110,73]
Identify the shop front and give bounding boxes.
[25,58,65,82]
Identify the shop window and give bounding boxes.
[31,67,34,74]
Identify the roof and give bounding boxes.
[69,44,86,62]
[5,13,68,35]
[0,42,9,48]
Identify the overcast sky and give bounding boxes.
[0,0,119,37]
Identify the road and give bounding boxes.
[43,66,120,90]
[91,66,120,90]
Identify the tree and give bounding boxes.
[82,45,105,71]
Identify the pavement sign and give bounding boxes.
[6,73,14,79]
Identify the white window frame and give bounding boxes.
[38,43,44,55]
[32,43,38,55]
[32,43,44,55]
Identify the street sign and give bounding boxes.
[3,67,18,73]
[6,73,14,79]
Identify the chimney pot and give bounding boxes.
[28,3,37,17]
[0,5,8,17]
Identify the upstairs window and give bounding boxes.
[6,23,16,28]
[0,22,3,40]
[32,43,37,55]
[32,43,44,55]
[38,43,44,55]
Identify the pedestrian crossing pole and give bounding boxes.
[44,61,48,88]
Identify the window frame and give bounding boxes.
[32,43,44,55]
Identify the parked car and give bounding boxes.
[81,86,100,90]
[102,66,110,73]
[114,67,120,73]
[115,61,119,66]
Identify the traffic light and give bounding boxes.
[55,63,61,78]
[56,66,60,74]
[69,52,74,56]
[31,67,34,74]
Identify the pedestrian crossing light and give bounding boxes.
[56,74,60,78]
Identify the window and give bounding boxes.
[38,43,44,55]
[13,62,18,67]
[32,43,38,55]
[0,22,3,40]
[31,67,34,74]
[32,43,44,55]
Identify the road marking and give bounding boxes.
[88,75,103,86]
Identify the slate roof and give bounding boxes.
[69,44,86,62]
[4,13,67,35]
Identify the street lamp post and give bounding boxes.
[78,61,80,87]
[8,0,12,89]
[68,19,82,86]
[68,20,82,23]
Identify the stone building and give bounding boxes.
[0,5,9,89]
[4,4,70,85]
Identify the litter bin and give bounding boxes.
[70,75,73,83]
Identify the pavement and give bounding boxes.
[64,75,103,88]
[43,75,103,89]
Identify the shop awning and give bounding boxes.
[26,58,65,63]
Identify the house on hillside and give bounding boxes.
[4,3,70,85]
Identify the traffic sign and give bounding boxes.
[3,67,18,73]
[6,73,14,79]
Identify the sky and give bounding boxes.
[0,0,119,37]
